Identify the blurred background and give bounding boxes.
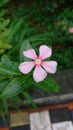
[0,0,73,70]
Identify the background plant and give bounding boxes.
[0,0,12,55]
[0,0,73,121]
[6,0,73,69]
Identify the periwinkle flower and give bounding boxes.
[19,45,57,82]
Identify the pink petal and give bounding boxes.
[33,66,47,82]
[39,45,52,60]
[19,61,35,74]
[42,61,57,74]
[23,49,37,60]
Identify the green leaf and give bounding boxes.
[19,27,34,43]
[0,77,25,98]
[20,40,31,62]
[0,28,10,38]
[2,99,9,115]
[8,18,23,42]
[0,43,12,49]
[0,19,10,29]
[23,92,37,109]
[0,10,6,17]
[0,80,9,93]
[1,55,19,72]
[0,63,20,76]
[0,0,9,7]
[0,49,5,54]
[22,75,34,91]
[35,76,59,92]
[28,33,49,42]
[1,55,12,66]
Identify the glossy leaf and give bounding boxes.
[1,55,19,72]
[20,40,31,62]
[0,80,9,93]
[0,77,25,98]
[35,76,59,92]
[1,55,12,66]
[0,62,20,76]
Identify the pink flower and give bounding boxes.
[69,27,73,33]
[19,45,57,82]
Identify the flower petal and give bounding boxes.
[23,49,37,60]
[42,61,57,74]
[69,27,73,33]
[33,66,47,82]
[39,45,52,60]
[19,62,35,74]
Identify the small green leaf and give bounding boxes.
[1,55,19,72]
[0,43,12,49]
[1,55,12,66]
[0,63,20,76]
[20,40,31,62]
[0,19,10,29]
[23,76,34,91]
[19,28,34,43]
[0,80,9,93]
[0,9,6,17]
[8,18,23,42]
[0,77,25,98]
[0,49,5,54]
[35,76,59,92]
[28,33,49,42]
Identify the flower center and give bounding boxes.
[35,58,41,65]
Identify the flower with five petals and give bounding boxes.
[19,45,57,82]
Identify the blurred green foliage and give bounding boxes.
[7,0,73,69]
[0,0,12,55]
